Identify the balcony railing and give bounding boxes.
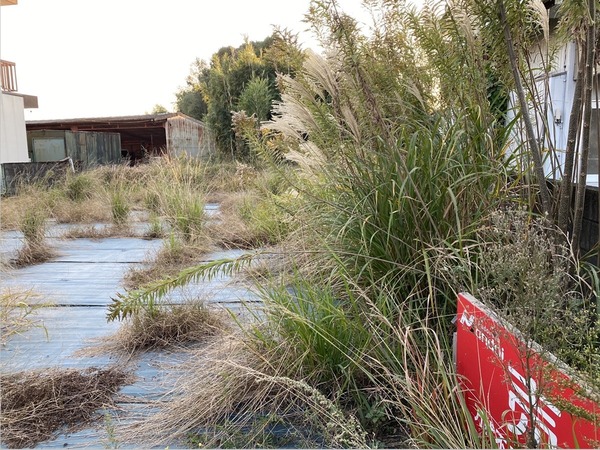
[1,60,18,92]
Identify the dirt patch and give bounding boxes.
[0,366,133,449]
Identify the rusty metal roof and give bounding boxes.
[26,112,205,129]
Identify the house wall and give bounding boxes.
[166,116,215,159]
[511,40,600,187]
[0,91,29,164]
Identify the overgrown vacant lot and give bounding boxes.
[1,157,294,282]
[2,130,599,448]
[3,0,600,446]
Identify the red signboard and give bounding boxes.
[456,292,599,448]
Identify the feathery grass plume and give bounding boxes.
[267,44,513,318]
[109,251,259,322]
[257,0,516,442]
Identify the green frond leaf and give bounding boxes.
[107,252,259,322]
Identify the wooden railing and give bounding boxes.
[1,60,18,92]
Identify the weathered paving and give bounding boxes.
[0,214,260,448]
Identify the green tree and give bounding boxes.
[175,58,209,120]
[150,104,168,114]
[176,32,305,159]
[238,76,274,122]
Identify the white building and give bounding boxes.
[1,0,39,190]
[510,0,599,187]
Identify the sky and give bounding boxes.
[0,0,373,120]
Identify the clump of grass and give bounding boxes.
[211,191,293,249]
[50,195,112,224]
[102,297,226,353]
[144,213,165,239]
[161,190,205,243]
[123,233,213,289]
[0,366,133,449]
[61,224,140,240]
[12,210,56,267]
[20,209,46,244]
[0,288,50,345]
[110,188,130,227]
[65,172,95,202]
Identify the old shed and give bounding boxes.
[27,130,121,167]
[26,113,215,163]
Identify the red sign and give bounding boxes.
[456,293,599,448]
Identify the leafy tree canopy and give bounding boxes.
[175,29,305,159]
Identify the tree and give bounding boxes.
[150,104,168,114]
[238,76,274,122]
[176,32,305,160]
[175,58,209,120]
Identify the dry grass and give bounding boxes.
[210,191,290,250]
[120,333,367,448]
[208,212,255,250]
[123,233,214,289]
[51,197,112,224]
[0,366,133,449]
[60,224,138,240]
[11,242,57,267]
[0,196,29,231]
[0,288,51,344]
[98,299,228,354]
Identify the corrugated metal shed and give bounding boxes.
[26,113,216,163]
[166,114,214,159]
[27,130,121,167]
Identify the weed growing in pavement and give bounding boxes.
[13,209,56,267]
[0,288,51,344]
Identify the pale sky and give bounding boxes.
[0,0,372,120]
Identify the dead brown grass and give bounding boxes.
[0,196,26,231]
[11,242,57,267]
[99,300,228,354]
[61,224,138,240]
[209,192,267,250]
[122,334,283,446]
[51,197,112,224]
[0,366,133,449]
[123,237,215,289]
[122,332,367,448]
